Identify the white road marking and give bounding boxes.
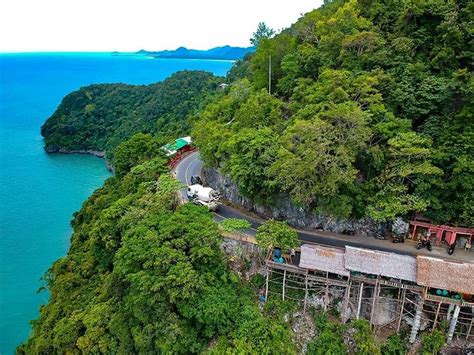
[184,152,198,184]
[185,157,200,185]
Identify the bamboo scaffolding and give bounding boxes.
[264,260,473,343]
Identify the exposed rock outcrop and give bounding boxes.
[44,146,105,157]
[44,147,114,172]
[204,167,385,238]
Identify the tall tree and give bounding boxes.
[250,22,275,47]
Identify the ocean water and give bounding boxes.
[0,52,233,354]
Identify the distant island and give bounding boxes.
[135,45,255,60]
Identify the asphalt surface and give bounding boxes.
[174,151,473,261]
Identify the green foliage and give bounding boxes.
[269,103,370,215]
[307,311,347,355]
[222,126,279,201]
[381,333,408,355]
[367,132,442,221]
[194,0,473,225]
[220,218,251,234]
[263,298,298,322]
[41,71,221,158]
[353,319,381,355]
[420,330,445,355]
[19,136,295,354]
[113,133,166,177]
[255,219,299,253]
[250,22,275,48]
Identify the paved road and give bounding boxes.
[174,151,473,261]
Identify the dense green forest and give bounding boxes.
[41,70,221,159]
[20,133,440,354]
[19,135,296,353]
[194,0,473,226]
[41,0,473,226]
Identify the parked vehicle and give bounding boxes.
[190,175,202,185]
[448,243,455,255]
[187,184,220,211]
[417,238,432,251]
[392,234,405,243]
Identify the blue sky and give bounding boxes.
[0,0,322,52]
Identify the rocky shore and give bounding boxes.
[44,146,114,171]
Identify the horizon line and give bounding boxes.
[0,45,255,55]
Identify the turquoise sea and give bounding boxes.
[0,52,233,353]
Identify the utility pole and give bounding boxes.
[268,55,272,95]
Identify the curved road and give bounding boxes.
[175,151,471,261]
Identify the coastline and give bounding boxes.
[44,147,114,172]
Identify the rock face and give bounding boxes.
[44,146,106,158]
[203,167,385,238]
[44,147,114,172]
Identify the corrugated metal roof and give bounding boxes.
[416,256,474,294]
[345,247,417,282]
[175,138,188,150]
[162,137,192,156]
[299,244,349,276]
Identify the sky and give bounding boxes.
[0,0,323,52]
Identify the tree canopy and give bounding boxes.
[250,22,276,47]
[255,220,299,253]
[41,70,222,160]
[193,0,473,225]
[19,136,294,354]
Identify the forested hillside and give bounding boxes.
[41,70,221,159]
[194,0,473,226]
[18,134,296,354]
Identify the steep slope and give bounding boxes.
[193,0,473,225]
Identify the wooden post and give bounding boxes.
[356,282,364,320]
[397,288,406,332]
[467,318,473,341]
[370,277,380,326]
[432,302,442,333]
[282,269,287,301]
[324,272,329,311]
[303,271,309,313]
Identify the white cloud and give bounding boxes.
[0,0,323,52]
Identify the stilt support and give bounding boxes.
[432,302,442,333]
[467,318,473,341]
[447,305,460,343]
[341,280,352,323]
[324,272,329,311]
[356,282,364,320]
[370,277,380,327]
[409,298,424,343]
[303,271,309,313]
[396,288,406,332]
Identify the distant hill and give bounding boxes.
[136,45,254,60]
[41,71,222,158]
